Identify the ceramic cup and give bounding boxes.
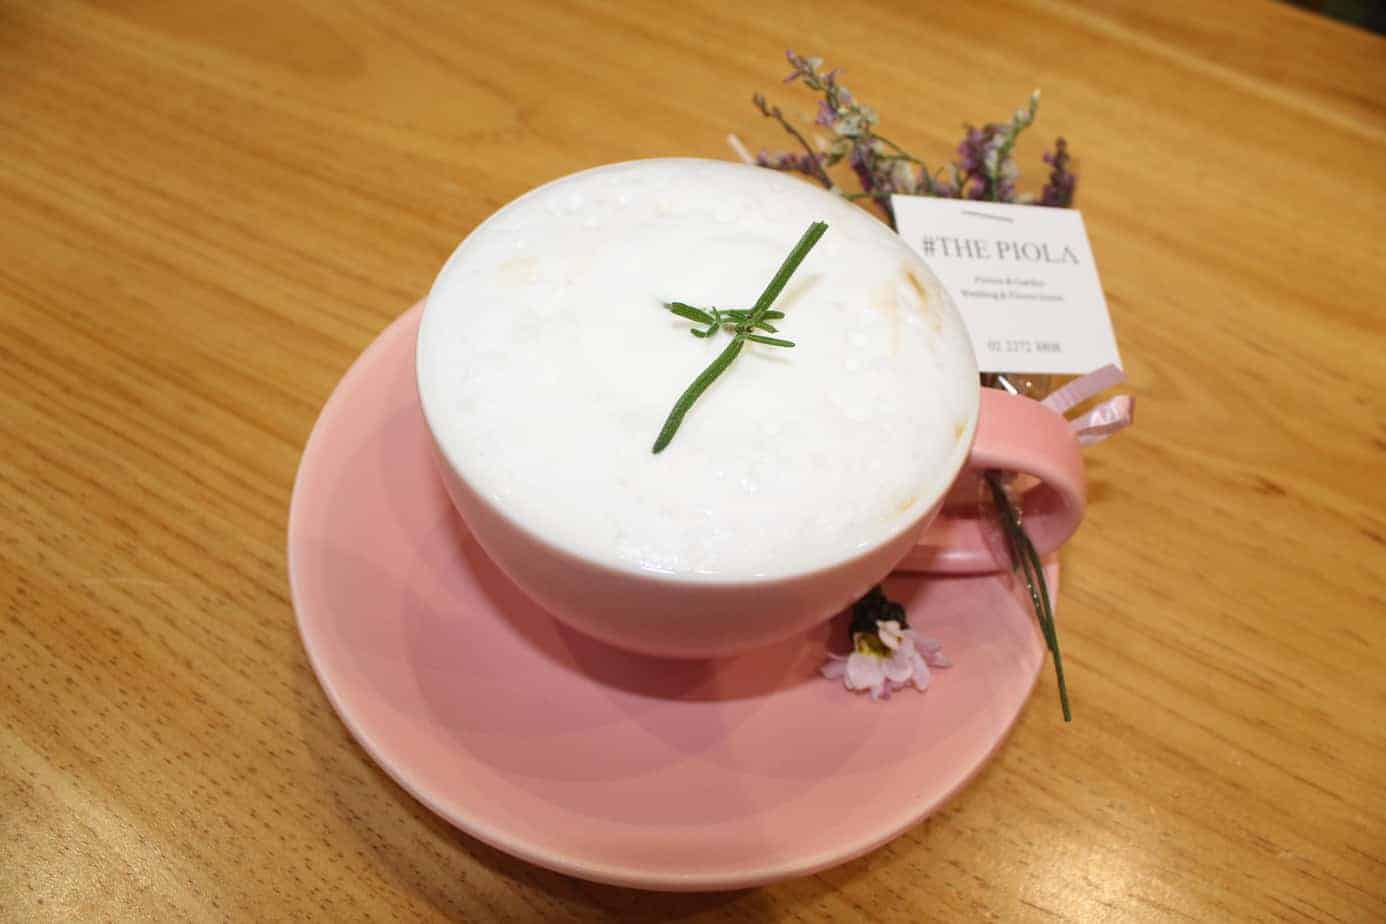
[417,159,1084,658]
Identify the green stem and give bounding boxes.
[1019,516,1070,720]
[871,134,939,195]
[651,338,744,454]
[986,470,1071,721]
[746,221,828,327]
[754,95,835,191]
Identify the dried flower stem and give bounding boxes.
[871,134,940,195]
[752,94,834,190]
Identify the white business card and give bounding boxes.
[892,195,1121,374]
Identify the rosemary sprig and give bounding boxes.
[651,221,827,454]
[986,470,1071,721]
[665,303,787,338]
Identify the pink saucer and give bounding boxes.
[288,304,1054,891]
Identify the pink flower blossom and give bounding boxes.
[820,620,951,701]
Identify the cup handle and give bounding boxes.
[896,388,1086,574]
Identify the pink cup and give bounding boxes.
[424,382,1083,659]
[900,388,1085,574]
[418,159,1085,659]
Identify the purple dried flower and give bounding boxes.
[1041,137,1077,207]
[756,148,829,181]
[848,142,877,194]
[783,50,824,84]
[815,97,837,128]
[953,125,997,201]
[783,50,803,81]
[751,91,835,189]
[930,177,958,198]
[752,55,1072,220]
[949,91,1038,204]
[955,124,991,176]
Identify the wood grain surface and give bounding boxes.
[3,1,1384,920]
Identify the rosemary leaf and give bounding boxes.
[747,221,828,326]
[651,338,745,454]
[666,302,716,325]
[722,309,785,321]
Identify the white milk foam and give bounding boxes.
[418,159,978,580]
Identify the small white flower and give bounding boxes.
[844,650,888,699]
[890,160,918,191]
[819,623,951,701]
[877,619,906,650]
[834,112,866,137]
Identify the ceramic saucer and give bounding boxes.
[288,304,1053,891]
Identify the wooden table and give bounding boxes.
[3,1,1383,919]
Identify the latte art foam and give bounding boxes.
[417,159,979,579]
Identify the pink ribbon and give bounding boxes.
[1039,364,1134,446]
